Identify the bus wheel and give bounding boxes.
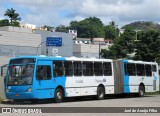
[97,86,105,100]
[54,88,63,103]
[31,99,38,104]
[138,86,145,97]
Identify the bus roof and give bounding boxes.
[9,56,158,64]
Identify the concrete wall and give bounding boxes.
[0,26,33,33]
[35,30,73,57]
[73,44,109,58]
[0,29,41,47]
[0,26,41,66]
[0,56,11,66]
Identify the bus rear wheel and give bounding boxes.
[135,86,145,97]
[54,88,64,103]
[97,86,105,100]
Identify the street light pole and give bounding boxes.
[99,42,100,59]
[134,29,141,41]
[36,41,46,56]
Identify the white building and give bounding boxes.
[69,29,77,39]
[20,23,36,29]
[73,38,113,58]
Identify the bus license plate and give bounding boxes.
[15,94,20,96]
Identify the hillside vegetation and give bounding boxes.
[121,21,160,31]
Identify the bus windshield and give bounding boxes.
[7,64,34,85]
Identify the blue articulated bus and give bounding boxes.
[5,56,159,103]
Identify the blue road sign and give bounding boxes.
[46,37,62,47]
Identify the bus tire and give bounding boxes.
[54,88,63,103]
[31,99,38,104]
[97,86,105,100]
[137,86,145,97]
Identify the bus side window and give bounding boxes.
[73,61,82,76]
[136,64,145,76]
[152,65,157,72]
[103,62,112,76]
[145,64,152,76]
[125,63,136,76]
[36,65,51,80]
[53,61,64,77]
[82,62,93,76]
[94,62,103,76]
[64,61,73,76]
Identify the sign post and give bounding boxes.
[46,37,62,56]
[52,48,58,56]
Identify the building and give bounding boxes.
[0,26,41,66]
[35,30,73,57]
[69,29,77,39]
[73,38,113,58]
[20,23,36,29]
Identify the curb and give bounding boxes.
[0,98,11,104]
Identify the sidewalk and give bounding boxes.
[0,76,7,103]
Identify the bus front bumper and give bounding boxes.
[6,92,34,99]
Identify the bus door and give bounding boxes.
[152,65,159,91]
[34,60,54,98]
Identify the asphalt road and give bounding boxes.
[0,94,160,115]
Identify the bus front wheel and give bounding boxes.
[97,86,105,100]
[54,88,63,103]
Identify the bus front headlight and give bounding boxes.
[26,87,32,92]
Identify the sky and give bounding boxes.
[0,0,160,28]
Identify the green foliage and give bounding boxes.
[122,21,160,31]
[69,17,105,38]
[4,8,21,27]
[101,28,136,59]
[134,30,160,63]
[0,19,10,26]
[104,21,119,40]
[101,49,116,59]
[43,25,55,31]
[55,25,68,32]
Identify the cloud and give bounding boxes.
[0,0,160,27]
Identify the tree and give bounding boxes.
[69,17,105,38]
[0,19,10,27]
[4,8,21,26]
[101,28,136,59]
[43,25,55,31]
[134,30,160,63]
[104,23,119,40]
[55,25,68,32]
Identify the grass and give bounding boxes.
[145,85,160,95]
[145,92,159,95]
